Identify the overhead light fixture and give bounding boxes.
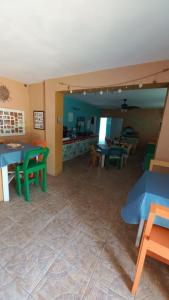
[83,91,87,96]
[100,90,103,95]
[118,88,122,93]
[139,83,143,88]
[70,89,73,94]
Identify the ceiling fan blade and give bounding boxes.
[127,106,141,110]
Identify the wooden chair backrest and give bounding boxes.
[144,204,169,238]
[150,159,169,174]
[32,140,47,148]
[90,144,96,154]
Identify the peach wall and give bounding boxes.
[0,77,30,142]
[2,60,169,175]
[155,89,169,160]
[103,108,163,144]
[28,82,46,141]
[43,60,169,175]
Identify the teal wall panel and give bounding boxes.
[64,96,101,133]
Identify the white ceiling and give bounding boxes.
[0,0,169,83]
[66,88,167,109]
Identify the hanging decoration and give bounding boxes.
[0,85,11,102]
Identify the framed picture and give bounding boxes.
[0,108,25,136]
[33,111,45,130]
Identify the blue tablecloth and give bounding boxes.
[0,143,40,168]
[121,171,169,228]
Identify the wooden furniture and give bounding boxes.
[150,159,169,173]
[90,145,101,167]
[32,139,47,148]
[132,204,169,295]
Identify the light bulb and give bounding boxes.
[139,83,143,88]
[83,91,87,96]
[100,90,103,95]
[70,89,73,94]
[118,88,122,93]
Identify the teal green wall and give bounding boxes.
[64,96,101,133]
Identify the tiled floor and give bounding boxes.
[0,153,169,299]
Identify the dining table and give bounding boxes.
[121,170,169,247]
[0,143,39,202]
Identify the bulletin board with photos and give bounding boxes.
[0,108,25,136]
[33,111,45,130]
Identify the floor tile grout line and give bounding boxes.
[80,242,106,300]
[28,228,83,297]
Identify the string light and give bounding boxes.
[59,68,169,93]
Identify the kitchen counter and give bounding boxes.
[63,135,98,144]
[63,135,98,161]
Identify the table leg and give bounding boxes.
[135,219,144,247]
[101,154,105,168]
[2,166,9,202]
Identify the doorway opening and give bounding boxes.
[56,85,168,175]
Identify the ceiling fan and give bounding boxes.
[121,99,140,111]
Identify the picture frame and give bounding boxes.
[33,110,45,130]
[0,108,25,136]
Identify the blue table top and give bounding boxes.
[121,171,169,228]
[0,143,40,168]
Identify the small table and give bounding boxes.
[121,171,169,246]
[0,143,39,202]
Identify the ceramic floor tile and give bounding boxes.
[32,257,89,299]
[0,154,168,300]
[5,239,56,293]
[0,223,32,248]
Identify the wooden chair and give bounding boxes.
[132,203,169,295]
[31,139,47,148]
[90,145,101,167]
[150,159,169,174]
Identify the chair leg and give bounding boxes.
[15,168,22,196]
[34,171,39,187]
[131,245,147,295]
[42,167,47,192]
[24,174,30,202]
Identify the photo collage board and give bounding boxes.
[0,108,25,136]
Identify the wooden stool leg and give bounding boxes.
[131,245,147,295]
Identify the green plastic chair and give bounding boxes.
[15,147,49,202]
[105,147,124,169]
